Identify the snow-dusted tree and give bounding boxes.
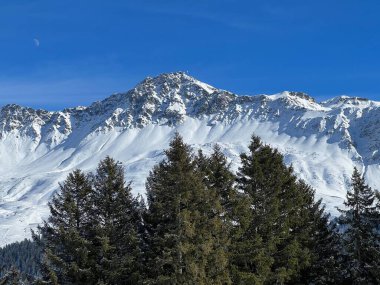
[0,267,24,285]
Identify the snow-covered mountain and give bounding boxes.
[1,72,380,246]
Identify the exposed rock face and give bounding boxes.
[1,71,380,246]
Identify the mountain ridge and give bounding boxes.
[0,71,380,246]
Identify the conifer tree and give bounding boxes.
[88,156,142,285]
[296,181,343,284]
[144,133,231,284]
[376,190,380,210]
[34,159,143,285]
[234,135,331,284]
[195,145,242,283]
[33,169,94,285]
[0,239,42,280]
[0,267,23,285]
[195,145,254,282]
[196,145,237,220]
[338,167,380,284]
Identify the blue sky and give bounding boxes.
[1,0,380,110]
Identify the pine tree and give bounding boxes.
[196,145,238,220]
[34,160,143,285]
[195,149,253,284]
[376,190,380,211]
[0,239,42,280]
[234,135,331,284]
[0,267,24,285]
[195,145,242,284]
[144,133,231,284]
[296,181,343,285]
[338,167,380,284]
[33,169,94,285]
[88,156,142,285]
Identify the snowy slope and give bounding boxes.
[1,72,380,246]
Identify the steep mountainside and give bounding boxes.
[1,72,380,246]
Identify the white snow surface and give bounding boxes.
[0,72,379,246]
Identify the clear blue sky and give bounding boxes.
[1,0,380,110]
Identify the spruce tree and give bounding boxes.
[195,145,242,283]
[0,267,23,285]
[88,156,142,285]
[296,181,343,285]
[33,169,94,285]
[338,167,380,284]
[34,159,143,285]
[0,239,42,280]
[234,135,331,284]
[144,133,231,284]
[195,144,250,280]
[196,145,238,221]
[376,190,380,211]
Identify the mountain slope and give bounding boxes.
[1,72,380,246]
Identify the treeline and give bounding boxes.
[1,134,380,284]
[0,239,41,280]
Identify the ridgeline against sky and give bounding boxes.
[1,0,380,109]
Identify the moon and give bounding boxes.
[33,38,40,47]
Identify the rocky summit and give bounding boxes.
[1,71,380,246]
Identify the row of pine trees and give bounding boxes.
[2,133,380,284]
[0,239,41,280]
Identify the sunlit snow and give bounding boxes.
[0,72,379,246]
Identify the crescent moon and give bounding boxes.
[33,38,40,47]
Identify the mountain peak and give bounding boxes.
[321,95,378,108]
[133,71,217,96]
[0,104,49,119]
[287,91,316,102]
[2,72,380,246]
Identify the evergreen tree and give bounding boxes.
[196,145,238,221]
[195,145,253,282]
[144,133,231,284]
[234,135,331,284]
[195,145,243,283]
[0,239,42,280]
[88,156,142,285]
[0,267,24,285]
[34,159,143,285]
[33,169,94,285]
[376,190,380,211]
[297,181,343,285]
[338,167,380,284]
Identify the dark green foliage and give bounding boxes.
[195,145,244,284]
[0,267,24,285]
[338,167,380,284]
[233,135,337,284]
[88,157,142,285]
[195,145,250,282]
[297,182,343,285]
[33,169,94,285]
[2,134,363,285]
[0,239,41,280]
[34,159,143,285]
[196,145,242,223]
[144,133,231,284]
